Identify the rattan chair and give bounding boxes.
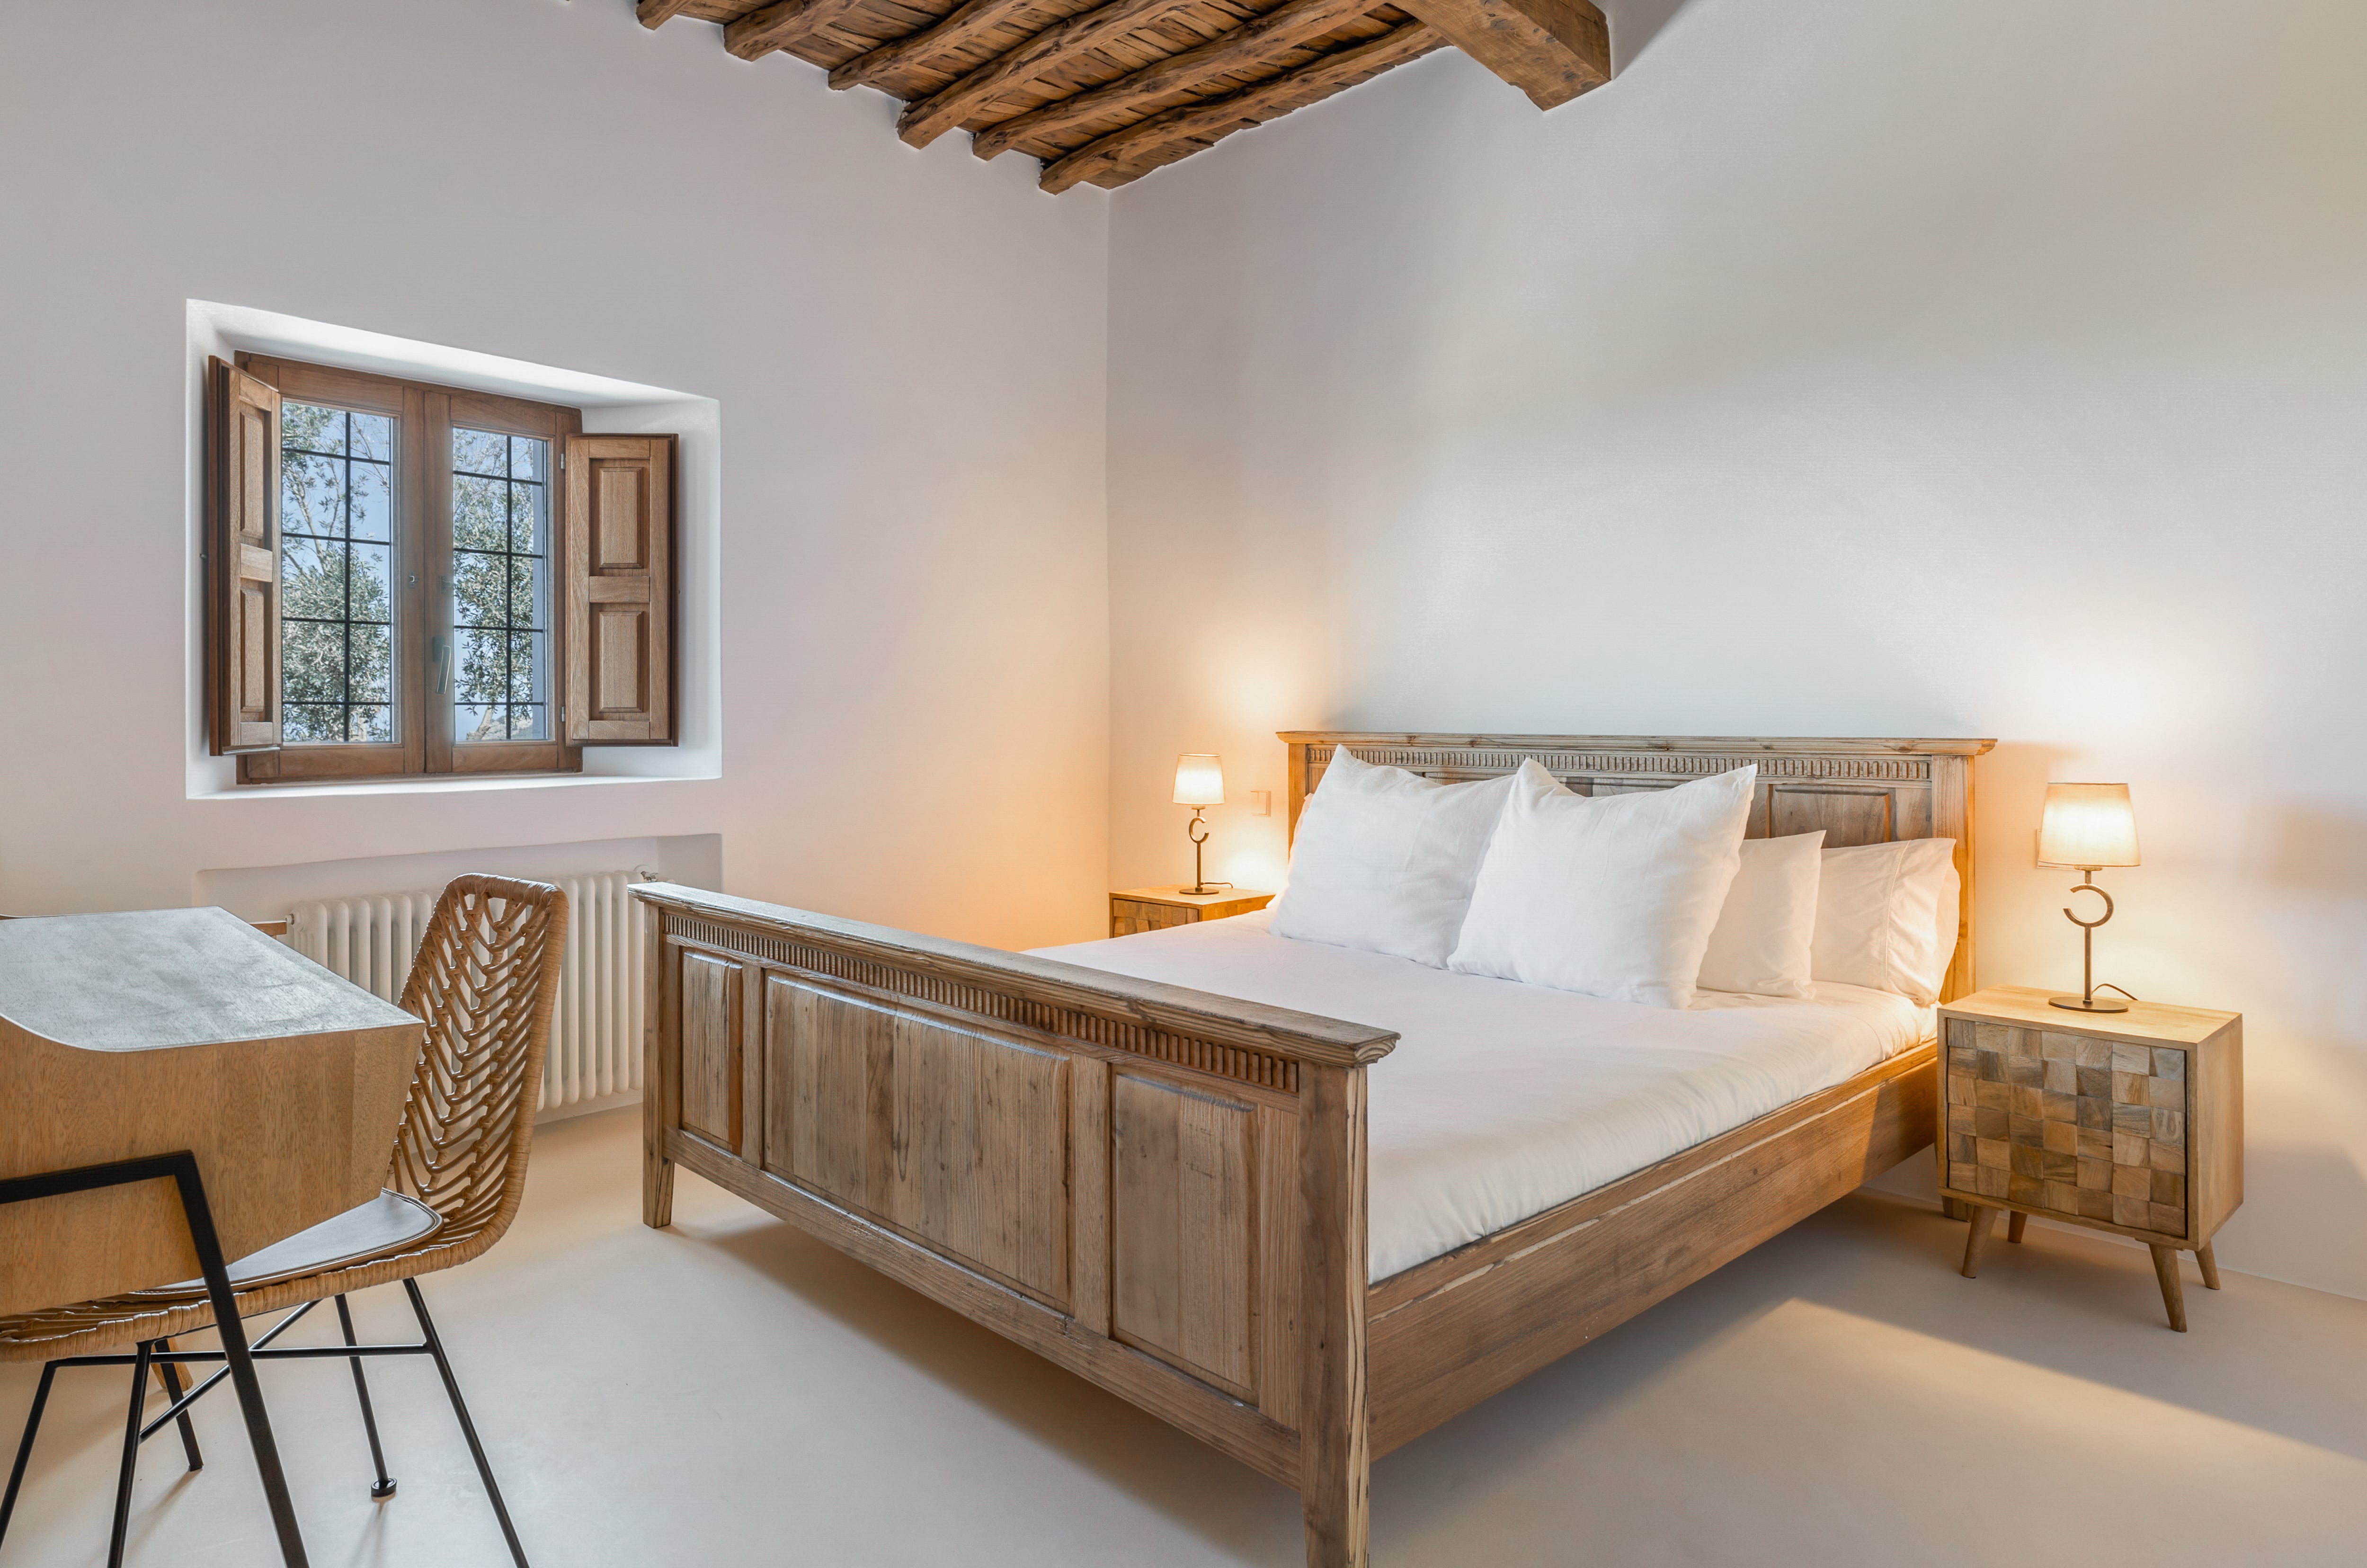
[0,875,567,1568]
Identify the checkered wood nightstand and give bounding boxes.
[1937,986,2242,1331]
[1108,886,1272,938]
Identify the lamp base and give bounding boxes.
[1182,883,1232,897]
[2049,993,2129,1014]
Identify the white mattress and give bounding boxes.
[1032,911,1932,1282]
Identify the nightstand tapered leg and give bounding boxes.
[2007,1212,2027,1245]
[2196,1241,2221,1291]
[2149,1244,2188,1331]
[1959,1205,1998,1278]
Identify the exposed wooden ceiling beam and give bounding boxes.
[828,0,1041,93]
[898,0,1203,149]
[725,0,865,60]
[1040,21,1444,193]
[1391,0,1606,109]
[971,0,1382,161]
[636,0,699,28]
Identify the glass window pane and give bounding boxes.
[348,460,392,542]
[509,479,546,554]
[276,400,400,746]
[285,704,347,744]
[348,412,394,464]
[453,475,507,551]
[507,704,545,740]
[454,701,502,743]
[453,428,507,477]
[282,402,345,457]
[506,631,542,704]
[452,551,505,629]
[350,624,393,704]
[282,620,348,706]
[454,627,507,708]
[282,537,347,622]
[281,451,345,539]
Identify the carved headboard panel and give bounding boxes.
[1278,733,1996,1003]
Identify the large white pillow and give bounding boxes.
[1809,838,1960,1005]
[1268,749,1514,966]
[1447,761,1757,1009]
[1696,831,1824,999]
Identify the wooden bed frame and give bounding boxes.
[633,733,1993,1567]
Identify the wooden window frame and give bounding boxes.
[232,356,583,785]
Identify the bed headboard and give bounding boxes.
[1278,732,1997,1003]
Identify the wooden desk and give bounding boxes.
[0,908,423,1318]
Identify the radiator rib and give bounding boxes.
[287,871,643,1116]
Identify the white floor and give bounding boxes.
[4,1107,2363,1567]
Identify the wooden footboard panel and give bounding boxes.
[632,883,1396,1527]
[1363,1041,1939,1456]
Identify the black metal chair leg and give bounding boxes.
[0,1360,62,1547]
[107,1340,154,1568]
[403,1279,528,1568]
[155,1337,205,1473]
[334,1295,397,1498]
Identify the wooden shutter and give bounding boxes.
[207,357,282,754]
[561,434,677,744]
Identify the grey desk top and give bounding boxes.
[0,907,419,1052]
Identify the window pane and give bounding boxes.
[453,475,507,551]
[451,427,550,746]
[278,400,399,745]
[349,460,393,542]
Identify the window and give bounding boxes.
[204,356,677,783]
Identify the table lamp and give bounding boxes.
[2038,782,2140,1013]
[1174,754,1229,895]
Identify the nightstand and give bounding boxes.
[1109,886,1273,938]
[1937,986,2242,1331]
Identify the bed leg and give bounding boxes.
[642,907,676,1229]
[1300,1063,1370,1568]
[643,1140,676,1229]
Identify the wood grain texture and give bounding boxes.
[0,909,420,1319]
[562,433,676,745]
[1394,0,1606,108]
[971,0,1383,160]
[1040,23,1448,193]
[725,0,866,58]
[1110,886,1274,937]
[1112,1072,1260,1396]
[830,0,1044,90]
[638,0,701,25]
[896,0,1201,147]
[677,948,743,1149]
[206,357,282,756]
[1298,1063,1369,1568]
[1284,732,1993,1004]
[643,896,676,1228]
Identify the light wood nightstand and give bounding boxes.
[1937,986,2242,1331]
[1109,886,1273,938]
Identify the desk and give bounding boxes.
[0,908,423,1318]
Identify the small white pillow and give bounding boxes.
[1809,838,1960,1005]
[1696,832,1824,999]
[1447,761,1757,1009]
[1268,750,1513,966]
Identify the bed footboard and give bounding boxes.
[633,884,1397,1568]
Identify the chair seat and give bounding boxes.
[130,1192,442,1300]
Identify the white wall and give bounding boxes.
[0,0,1112,952]
[1106,0,2367,1296]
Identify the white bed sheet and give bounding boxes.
[1032,910,1932,1282]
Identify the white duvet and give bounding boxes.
[1031,910,1931,1282]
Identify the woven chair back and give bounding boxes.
[386,875,569,1246]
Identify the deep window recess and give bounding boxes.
[202,355,680,784]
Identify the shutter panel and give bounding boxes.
[207,357,282,754]
[561,434,677,745]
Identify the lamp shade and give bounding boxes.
[2038,783,2140,869]
[1173,754,1225,808]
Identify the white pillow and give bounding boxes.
[1268,750,1513,966]
[1447,761,1757,1009]
[1696,832,1824,999]
[1809,838,1960,1005]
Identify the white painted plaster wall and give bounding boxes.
[1105,0,2367,1295]
[0,0,1112,951]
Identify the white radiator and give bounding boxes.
[286,871,645,1117]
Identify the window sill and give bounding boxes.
[187,765,717,801]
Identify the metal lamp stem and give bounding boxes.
[2049,868,2127,1013]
